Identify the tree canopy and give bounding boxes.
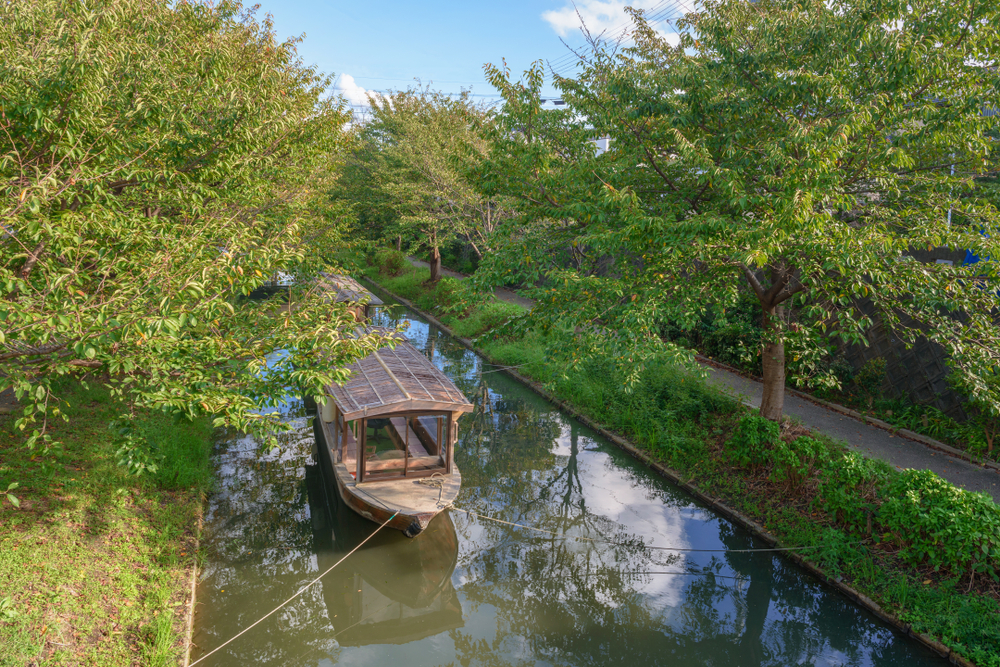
[336,89,514,282]
[1,0,390,459]
[473,0,1000,420]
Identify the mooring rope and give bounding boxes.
[446,505,826,554]
[480,361,535,374]
[188,511,398,666]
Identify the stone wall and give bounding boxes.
[843,316,968,420]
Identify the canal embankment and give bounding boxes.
[0,380,211,666]
[359,261,1000,667]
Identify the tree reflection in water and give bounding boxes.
[192,306,948,667]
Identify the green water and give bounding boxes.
[191,303,948,666]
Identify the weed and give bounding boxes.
[854,357,887,409]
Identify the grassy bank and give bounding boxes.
[0,380,213,666]
[364,261,1000,667]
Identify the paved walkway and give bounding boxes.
[702,365,1000,502]
[401,257,1000,502]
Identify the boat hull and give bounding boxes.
[314,417,460,537]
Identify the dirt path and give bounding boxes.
[404,257,1000,501]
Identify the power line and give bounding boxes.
[449,506,829,554]
[547,0,691,75]
[546,0,673,70]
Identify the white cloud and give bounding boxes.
[335,73,381,107]
[542,0,668,38]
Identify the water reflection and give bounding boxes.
[310,443,464,647]
[192,303,948,667]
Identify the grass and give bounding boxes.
[0,378,212,666]
[363,261,1000,667]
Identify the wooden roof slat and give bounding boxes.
[317,273,384,306]
[327,328,473,420]
[406,343,465,403]
[383,344,435,402]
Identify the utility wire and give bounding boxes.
[546,0,689,74]
[188,511,399,666]
[448,505,827,554]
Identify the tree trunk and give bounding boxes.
[429,245,442,283]
[396,235,402,252]
[759,304,785,422]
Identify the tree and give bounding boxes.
[474,0,1000,421]
[340,89,512,283]
[1,0,391,459]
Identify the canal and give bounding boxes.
[191,300,948,666]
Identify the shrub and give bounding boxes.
[770,436,830,491]
[878,469,1000,577]
[829,356,855,386]
[817,452,892,529]
[726,414,780,468]
[854,357,887,409]
[433,277,469,315]
[376,249,407,277]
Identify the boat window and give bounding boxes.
[342,418,359,470]
[363,417,408,477]
[357,413,450,481]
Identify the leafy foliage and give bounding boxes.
[726,415,780,468]
[817,452,893,529]
[474,0,1000,422]
[854,357,888,409]
[880,470,1000,577]
[770,436,830,491]
[0,0,391,454]
[337,89,513,282]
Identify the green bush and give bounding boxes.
[818,451,892,529]
[879,469,1000,577]
[828,356,855,386]
[726,414,780,468]
[854,357,887,408]
[433,277,469,315]
[376,249,407,277]
[450,300,523,339]
[770,436,830,491]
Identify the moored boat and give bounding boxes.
[315,330,473,537]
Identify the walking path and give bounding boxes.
[702,364,1000,501]
[403,257,1000,502]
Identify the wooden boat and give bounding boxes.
[316,272,384,321]
[315,330,473,537]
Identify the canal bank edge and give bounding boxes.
[182,502,204,667]
[361,276,979,667]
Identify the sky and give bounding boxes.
[252,0,692,111]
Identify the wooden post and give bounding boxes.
[332,405,341,461]
[446,413,456,474]
[357,419,366,483]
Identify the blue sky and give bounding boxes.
[252,0,688,108]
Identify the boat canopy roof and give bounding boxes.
[328,331,473,420]
[318,273,384,307]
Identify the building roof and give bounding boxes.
[317,273,384,307]
[328,330,473,420]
